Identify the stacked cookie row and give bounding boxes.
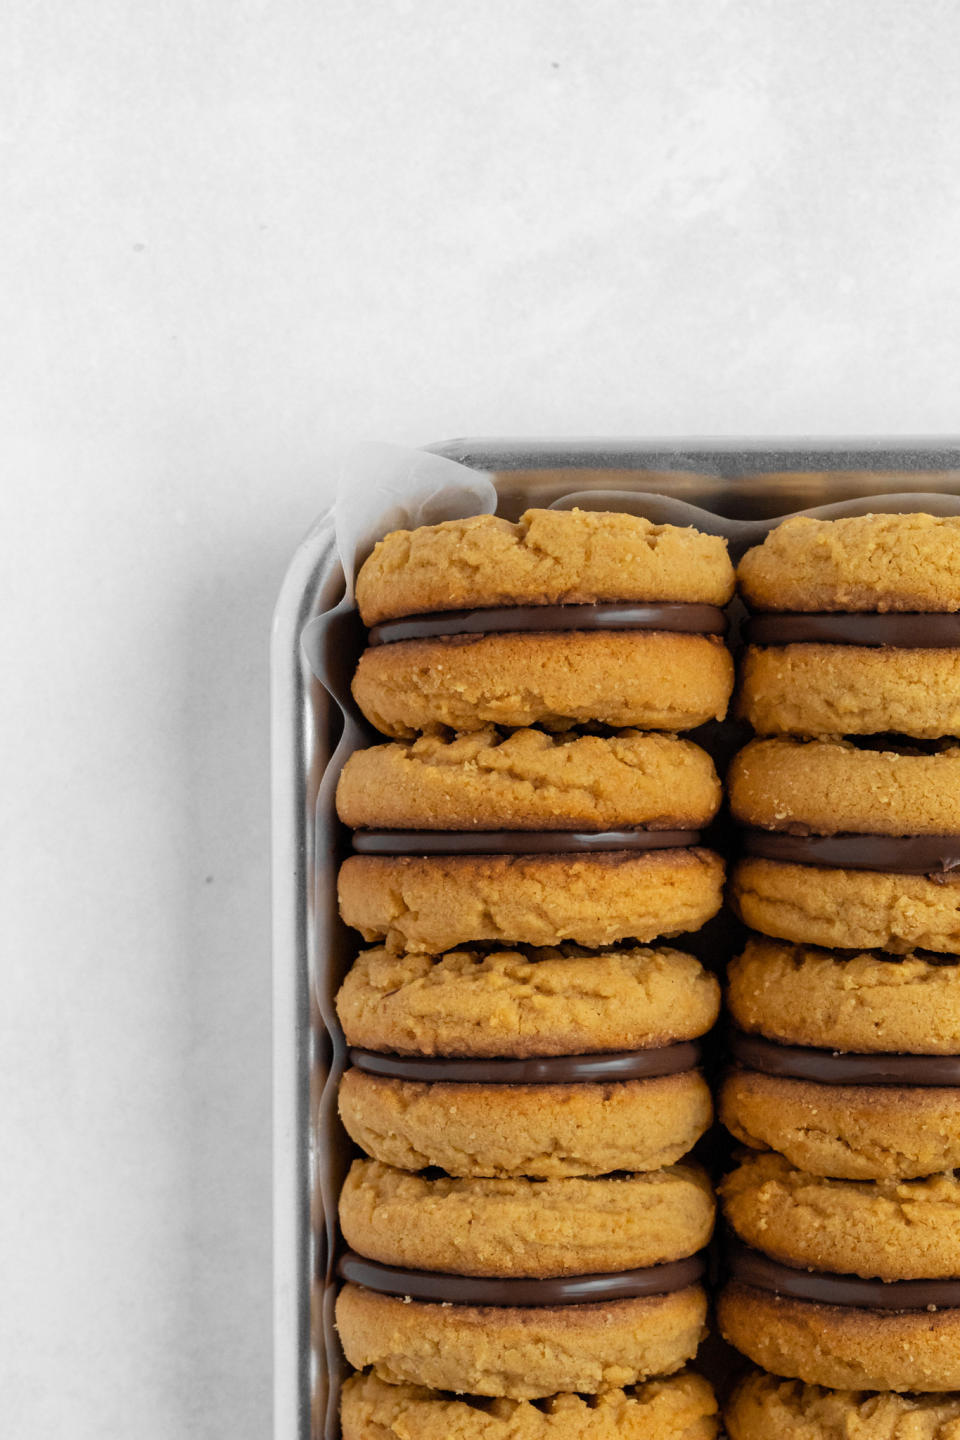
[720,514,960,1435]
[330,509,734,1440]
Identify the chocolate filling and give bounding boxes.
[352,828,701,855]
[728,1240,960,1311]
[337,1250,706,1306]
[742,829,960,875]
[348,1041,702,1084]
[368,602,728,647]
[730,1030,960,1087]
[745,612,960,648]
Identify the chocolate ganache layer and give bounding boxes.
[352,828,702,855]
[742,829,960,875]
[337,1250,706,1306]
[348,1041,702,1085]
[728,1240,960,1311]
[368,602,728,647]
[744,612,960,648]
[730,1030,960,1087]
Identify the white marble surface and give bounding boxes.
[4,1,960,1435]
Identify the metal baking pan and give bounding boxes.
[272,437,960,1440]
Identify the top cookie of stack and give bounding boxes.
[353,507,734,736]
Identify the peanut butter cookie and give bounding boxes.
[357,509,734,625]
[718,1283,960,1392]
[725,1367,960,1439]
[340,1158,714,1277]
[337,727,721,833]
[737,513,960,614]
[336,1283,708,1398]
[339,849,724,952]
[340,1067,712,1178]
[721,1151,960,1281]
[354,629,733,737]
[342,1369,720,1440]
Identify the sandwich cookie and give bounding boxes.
[722,937,960,1180]
[353,508,733,738]
[725,1368,960,1440]
[718,1152,960,1392]
[336,1157,713,1400]
[336,944,718,1176]
[730,738,960,954]
[737,512,960,739]
[337,728,723,951]
[341,1369,720,1440]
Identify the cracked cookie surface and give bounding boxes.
[356,508,734,624]
[340,849,724,952]
[341,1369,720,1440]
[732,858,960,954]
[337,727,721,832]
[721,1151,960,1281]
[336,943,720,1055]
[737,512,960,613]
[727,936,960,1053]
[720,1069,960,1181]
[725,1368,960,1440]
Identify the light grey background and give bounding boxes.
[4,1,960,1435]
